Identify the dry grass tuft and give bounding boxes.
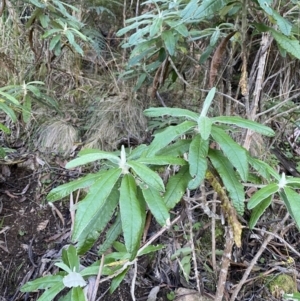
[35,120,79,156]
[84,91,147,151]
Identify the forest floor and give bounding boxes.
[0,152,299,301]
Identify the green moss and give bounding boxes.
[267,274,297,297]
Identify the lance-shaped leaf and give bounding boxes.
[248,157,280,181]
[211,116,275,137]
[145,121,195,157]
[249,196,272,229]
[22,95,31,123]
[280,186,300,230]
[128,161,165,191]
[197,116,212,140]
[136,156,186,166]
[76,188,119,255]
[72,168,122,242]
[162,30,176,55]
[66,149,120,168]
[144,107,198,120]
[47,171,105,202]
[247,183,278,209]
[32,282,65,301]
[209,149,245,215]
[188,134,209,189]
[142,186,169,226]
[71,287,86,300]
[271,29,300,60]
[0,102,17,122]
[98,214,122,255]
[157,139,191,157]
[285,177,300,187]
[62,245,79,272]
[127,144,148,160]
[21,275,64,291]
[110,268,129,294]
[211,126,248,181]
[120,174,144,258]
[164,165,192,209]
[200,87,216,117]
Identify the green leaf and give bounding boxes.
[120,174,144,258]
[128,161,165,192]
[21,275,64,291]
[272,9,292,36]
[271,29,300,60]
[200,87,216,117]
[145,121,195,156]
[194,0,226,20]
[62,245,79,272]
[36,282,65,301]
[199,45,214,63]
[247,183,278,209]
[80,264,112,277]
[55,262,72,273]
[249,196,272,229]
[134,73,147,91]
[209,149,245,215]
[188,134,209,189]
[66,150,120,168]
[0,90,20,105]
[136,156,186,166]
[39,13,49,28]
[257,0,273,15]
[248,157,280,181]
[22,95,31,123]
[137,244,164,256]
[49,34,61,51]
[280,186,300,230]
[65,30,75,46]
[157,139,192,157]
[210,29,220,46]
[98,214,122,255]
[110,268,129,294]
[175,24,189,37]
[286,177,300,186]
[127,144,148,160]
[142,186,170,226]
[71,287,85,300]
[149,17,162,37]
[211,116,275,137]
[0,102,17,122]
[47,171,106,202]
[0,123,10,133]
[180,0,198,19]
[161,30,176,55]
[144,107,198,120]
[164,166,192,209]
[283,292,300,300]
[113,241,127,253]
[72,168,122,242]
[211,126,248,181]
[197,116,212,140]
[76,188,119,255]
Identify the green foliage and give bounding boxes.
[248,174,300,229]
[25,0,88,56]
[38,88,291,295]
[21,245,88,301]
[0,81,60,141]
[117,0,300,91]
